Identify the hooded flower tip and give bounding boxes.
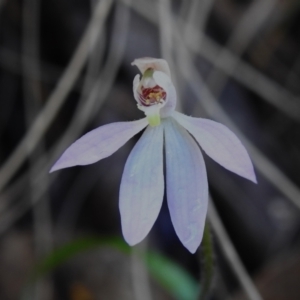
[131,57,171,76]
[132,58,177,122]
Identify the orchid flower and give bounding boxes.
[50,58,256,253]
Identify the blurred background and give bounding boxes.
[0,0,300,299]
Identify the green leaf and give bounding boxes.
[22,236,199,300]
[28,237,130,282]
[145,252,199,300]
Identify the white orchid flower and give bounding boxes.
[50,57,256,253]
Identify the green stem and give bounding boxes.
[199,221,215,300]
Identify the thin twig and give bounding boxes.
[224,0,276,54]
[205,0,278,103]
[0,0,130,236]
[0,47,88,93]
[22,0,53,257]
[55,0,107,240]
[285,52,300,91]
[187,32,300,121]
[0,0,114,193]
[0,0,19,137]
[157,0,182,111]
[0,47,85,92]
[183,0,215,47]
[22,0,53,297]
[158,0,173,64]
[178,0,191,21]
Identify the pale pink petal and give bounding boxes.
[119,124,164,245]
[131,57,171,76]
[50,118,148,173]
[173,112,257,183]
[164,118,208,253]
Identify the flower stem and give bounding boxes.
[199,221,214,300]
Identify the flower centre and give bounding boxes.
[139,85,166,107]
